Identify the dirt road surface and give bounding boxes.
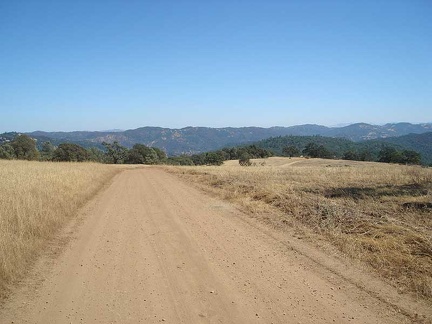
[0,168,426,323]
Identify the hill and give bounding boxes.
[22,122,432,155]
[378,132,432,165]
[1,123,431,157]
[253,133,432,165]
[326,122,432,141]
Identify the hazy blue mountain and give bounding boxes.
[1,122,431,156]
[324,123,432,141]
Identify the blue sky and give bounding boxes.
[1,0,431,132]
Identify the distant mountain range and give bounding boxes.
[1,122,431,158]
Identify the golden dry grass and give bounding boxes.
[165,157,432,301]
[0,160,119,299]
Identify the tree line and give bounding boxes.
[0,135,168,164]
[162,145,273,166]
[280,142,421,165]
[256,135,423,165]
[0,134,274,166]
[0,134,421,166]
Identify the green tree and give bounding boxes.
[222,147,238,160]
[0,143,15,160]
[102,141,128,164]
[11,134,39,160]
[204,152,224,166]
[144,148,159,164]
[87,147,106,163]
[378,147,401,163]
[342,150,359,161]
[152,147,167,162]
[166,155,194,166]
[401,150,421,165]
[282,145,300,157]
[124,144,163,165]
[191,154,206,165]
[302,142,319,158]
[40,141,55,161]
[52,143,89,162]
[303,142,332,159]
[316,145,332,159]
[358,149,374,161]
[125,148,145,164]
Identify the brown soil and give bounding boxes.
[1,168,430,323]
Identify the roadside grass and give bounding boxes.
[0,160,119,299]
[165,158,432,301]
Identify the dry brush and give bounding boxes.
[166,158,432,301]
[0,160,119,299]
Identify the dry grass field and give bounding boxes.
[0,160,119,299]
[166,157,432,301]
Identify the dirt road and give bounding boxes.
[0,168,422,323]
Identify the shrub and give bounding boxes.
[239,153,252,166]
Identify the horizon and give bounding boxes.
[1,1,431,132]
[2,120,432,134]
